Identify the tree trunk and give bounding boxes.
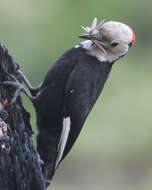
[0,43,45,190]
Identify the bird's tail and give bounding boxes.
[43,162,56,188]
[37,128,58,187]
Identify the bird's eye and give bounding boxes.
[128,43,132,48]
[111,42,119,47]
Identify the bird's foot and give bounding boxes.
[1,80,36,105]
[16,70,41,95]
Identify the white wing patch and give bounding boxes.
[55,117,71,169]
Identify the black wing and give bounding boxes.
[61,59,112,161]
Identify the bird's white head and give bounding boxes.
[79,18,135,62]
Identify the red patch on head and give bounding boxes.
[128,26,135,46]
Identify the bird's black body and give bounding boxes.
[33,46,114,180]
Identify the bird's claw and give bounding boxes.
[1,81,25,105]
[2,79,36,103]
[2,81,23,89]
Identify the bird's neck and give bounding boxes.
[75,40,117,63]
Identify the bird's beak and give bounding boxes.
[79,34,100,41]
[79,33,109,54]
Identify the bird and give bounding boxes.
[3,17,135,186]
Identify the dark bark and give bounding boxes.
[0,43,45,190]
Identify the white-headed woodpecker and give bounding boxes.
[3,18,135,185]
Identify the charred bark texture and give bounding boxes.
[0,43,45,190]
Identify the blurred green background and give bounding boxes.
[0,0,152,189]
